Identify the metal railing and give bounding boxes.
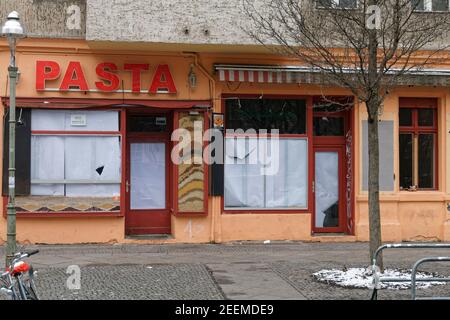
[411,257,450,300]
[370,243,450,300]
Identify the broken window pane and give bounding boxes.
[30,110,121,198]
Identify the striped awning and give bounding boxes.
[216,65,320,84]
[214,64,450,87]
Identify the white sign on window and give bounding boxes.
[70,114,87,126]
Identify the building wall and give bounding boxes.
[86,0,260,45]
[1,38,450,244]
[0,0,86,39]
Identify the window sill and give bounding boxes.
[222,209,310,215]
[4,211,124,218]
[357,192,446,202]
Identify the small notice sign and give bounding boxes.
[70,114,87,126]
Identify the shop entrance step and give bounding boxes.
[125,234,174,240]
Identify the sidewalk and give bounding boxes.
[1,242,450,300]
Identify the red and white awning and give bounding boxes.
[215,65,320,84]
[214,64,450,86]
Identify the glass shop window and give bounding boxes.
[224,98,308,210]
[128,115,168,132]
[225,99,307,134]
[30,110,121,197]
[399,106,437,190]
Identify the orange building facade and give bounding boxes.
[1,39,450,244]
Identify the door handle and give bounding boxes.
[126,180,130,193]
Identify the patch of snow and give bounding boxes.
[263,240,271,244]
[313,268,446,290]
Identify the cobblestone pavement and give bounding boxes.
[1,242,450,300]
[34,264,224,300]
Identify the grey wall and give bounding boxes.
[86,0,257,44]
[362,120,395,192]
[0,0,86,39]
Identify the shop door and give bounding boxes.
[312,105,351,234]
[125,113,171,235]
[313,146,346,233]
[126,139,170,234]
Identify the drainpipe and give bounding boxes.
[181,52,220,243]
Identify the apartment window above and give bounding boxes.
[413,0,449,12]
[399,99,438,191]
[316,0,358,9]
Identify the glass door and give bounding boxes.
[313,147,346,232]
[130,142,166,210]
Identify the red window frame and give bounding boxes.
[399,98,438,191]
[3,107,125,218]
[171,110,209,216]
[221,94,314,214]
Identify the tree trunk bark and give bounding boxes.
[367,0,383,270]
[367,101,383,271]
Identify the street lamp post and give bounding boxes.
[2,11,25,266]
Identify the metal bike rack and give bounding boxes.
[411,257,450,300]
[370,243,450,300]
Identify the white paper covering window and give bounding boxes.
[224,137,308,209]
[65,136,121,196]
[130,143,166,209]
[30,136,65,196]
[31,110,119,131]
[315,152,339,228]
[30,110,121,197]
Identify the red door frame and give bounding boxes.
[312,108,351,234]
[312,145,347,233]
[125,113,172,235]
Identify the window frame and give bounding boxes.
[398,98,439,191]
[221,94,314,214]
[2,106,127,218]
[412,0,450,12]
[316,0,359,10]
[30,109,122,196]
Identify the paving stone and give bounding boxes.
[1,242,450,300]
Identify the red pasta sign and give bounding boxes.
[35,60,177,94]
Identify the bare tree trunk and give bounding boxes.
[367,2,383,270]
[367,102,383,271]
